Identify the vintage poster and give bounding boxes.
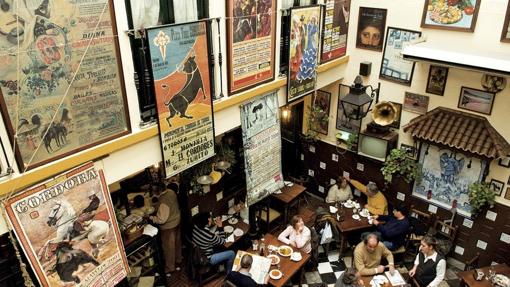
[287,5,321,103]
[413,144,487,217]
[356,7,387,51]
[227,0,276,94]
[4,162,129,286]
[147,21,215,178]
[320,0,350,63]
[0,0,130,171]
[241,92,284,206]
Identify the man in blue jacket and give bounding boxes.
[372,204,410,251]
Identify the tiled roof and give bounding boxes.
[402,107,510,159]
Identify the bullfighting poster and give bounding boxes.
[226,0,276,94]
[241,91,284,206]
[147,21,215,178]
[0,0,130,171]
[413,143,487,217]
[4,162,129,286]
[287,5,321,103]
[320,0,350,63]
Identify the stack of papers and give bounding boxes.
[385,271,406,286]
[143,224,158,237]
[226,234,235,243]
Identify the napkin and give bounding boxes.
[226,234,235,243]
[143,224,159,237]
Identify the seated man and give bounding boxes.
[192,212,235,273]
[335,268,364,287]
[354,233,395,276]
[373,204,410,250]
[225,254,269,287]
[409,236,446,287]
[345,177,388,215]
[326,177,353,203]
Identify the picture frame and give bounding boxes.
[499,156,510,168]
[311,90,331,135]
[356,7,387,51]
[403,92,429,115]
[401,143,417,160]
[287,5,322,103]
[489,179,505,196]
[379,27,421,86]
[501,0,510,42]
[226,0,277,94]
[507,174,510,185]
[506,187,510,200]
[457,86,496,115]
[388,101,402,129]
[421,0,481,32]
[0,0,131,171]
[426,65,449,96]
[320,0,351,63]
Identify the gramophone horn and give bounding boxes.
[372,101,397,126]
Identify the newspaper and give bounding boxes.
[385,270,406,286]
[232,251,271,284]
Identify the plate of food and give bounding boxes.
[267,254,280,265]
[352,214,360,220]
[223,226,234,233]
[228,217,239,225]
[290,252,302,262]
[233,228,244,237]
[269,269,283,280]
[493,274,510,287]
[429,3,463,25]
[277,245,293,257]
[343,201,354,208]
[359,209,370,218]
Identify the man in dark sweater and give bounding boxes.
[372,204,409,250]
[226,254,269,286]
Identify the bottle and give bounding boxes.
[259,242,265,256]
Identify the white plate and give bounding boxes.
[360,211,370,218]
[352,214,360,220]
[329,206,338,213]
[269,270,283,280]
[343,202,354,208]
[223,226,234,233]
[290,252,302,261]
[277,246,293,257]
[228,218,239,225]
[233,228,244,237]
[267,254,280,265]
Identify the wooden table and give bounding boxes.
[247,233,311,287]
[458,264,510,287]
[271,184,307,224]
[224,220,250,248]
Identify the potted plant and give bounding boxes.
[302,104,329,143]
[381,148,422,183]
[468,182,495,215]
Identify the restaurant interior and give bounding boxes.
[0,0,509,287]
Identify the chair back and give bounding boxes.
[309,226,320,268]
[464,252,480,271]
[222,279,238,287]
[409,207,434,236]
[432,219,458,256]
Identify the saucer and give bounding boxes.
[223,226,234,233]
[352,214,360,220]
[228,218,239,225]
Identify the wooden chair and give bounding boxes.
[464,252,480,271]
[222,279,237,287]
[432,219,458,257]
[254,198,282,233]
[183,235,222,287]
[405,207,434,260]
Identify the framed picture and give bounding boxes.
[490,179,505,196]
[356,7,387,51]
[388,101,402,129]
[379,27,421,85]
[320,0,351,63]
[457,86,496,115]
[499,156,510,168]
[502,0,510,42]
[0,0,130,171]
[226,0,277,94]
[311,90,331,135]
[421,0,481,32]
[506,187,510,200]
[287,5,321,103]
[401,143,417,160]
[426,65,449,96]
[403,92,429,115]
[507,174,510,185]
[146,21,216,178]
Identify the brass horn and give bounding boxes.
[371,101,397,126]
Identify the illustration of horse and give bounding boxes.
[439,152,465,184]
[49,241,99,284]
[41,122,67,153]
[46,199,109,258]
[163,49,205,127]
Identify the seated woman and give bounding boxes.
[335,268,364,287]
[409,236,446,287]
[326,177,353,203]
[278,215,311,254]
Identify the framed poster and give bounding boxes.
[226,0,277,94]
[311,90,331,135]
[320,0,350,63]
[379,27,421,85]
[403,92,429,115]
[426,65,449,96]
[4,162,129,286]
[499,155,510,168]
[457,86,495,115]
[421,0,481,32]
[0,0,130,171]
[287,5,322,103]
[502,1,510,42]
[356,7,387,51]
[147,21,215,178]
[400,143,417,160]
[388,101,402,129]
[489,179,504,196]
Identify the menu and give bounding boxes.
[385,270,406,286]
[232,251,271,284]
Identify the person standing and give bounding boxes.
[149,182,182,275]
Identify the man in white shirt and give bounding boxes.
[409,236,446,287]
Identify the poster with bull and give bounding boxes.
[4,162,129,286]
[287,5,321,103]
[413,143,487,217]
[320,0,350,63]
[0,0,130,171]
[226,0,276,94]
[240,91,284,206]
[147,21,215,178]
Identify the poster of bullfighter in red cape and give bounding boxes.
[4,162,129,287]
[147,21,215,178]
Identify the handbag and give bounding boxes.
[320,222,333,245]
